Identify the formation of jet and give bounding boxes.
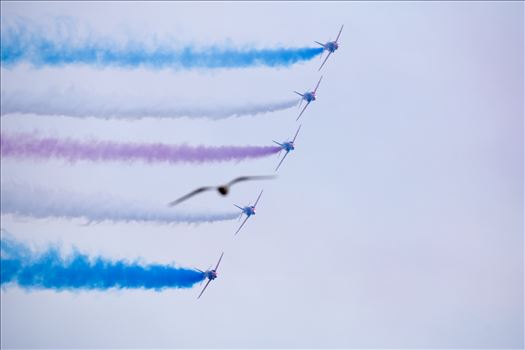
[294,76,322,121]
[193,25,343,299]
[316,25,344,71]
[273,124,302,171]
[167,175,275,207]
[195,252,224,299]
[234,190,263,235]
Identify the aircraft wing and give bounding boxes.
[313,76,323,93]
[335,25,344,42]
[318,52,332,71]
[275,151,290,171]
[235,216,250,235]
[253,190,263,207]
[168,187,211,206]
[197,279,212,299]
[292,124,302,143]
[296,101,310,121]
[215,252,224,271]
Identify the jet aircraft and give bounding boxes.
[195,252,224,299]
[294,76,323,121]
[234,190,263,235]
[273,125,302,172]
[316,25,344,71]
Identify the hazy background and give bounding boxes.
[1,1,523,348]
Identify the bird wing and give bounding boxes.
[227,175,276,187]
[167,187,212,206]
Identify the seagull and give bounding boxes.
[168,175,276,207]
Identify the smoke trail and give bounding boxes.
[0,133,281,164]
[1,182,238,224]
[0,21,323,69]
[1,236,205,291]
[0,89,298,120]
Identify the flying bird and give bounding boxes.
[316,24,344,71]
[234,190,263,235]
[294,76,323,121]
[195,252,224,299]
[168,175,275,207]
[273,125,302,171]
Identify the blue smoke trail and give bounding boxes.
[1,236,205,291]
[1,22,323,69]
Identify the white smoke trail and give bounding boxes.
[1,182,237,224]
[0,89,298,120]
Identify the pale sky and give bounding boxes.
[1,1,523,348]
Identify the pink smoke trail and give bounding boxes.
[0,133,280,164]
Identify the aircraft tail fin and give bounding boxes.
[234,204,243,210]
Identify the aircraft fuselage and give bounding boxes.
[281,141,295,152]
[303,91,316,103]
[243,206,256,217]
[205,270,218,280]
[325,41,339,52]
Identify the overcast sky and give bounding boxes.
[1,1,523,348]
